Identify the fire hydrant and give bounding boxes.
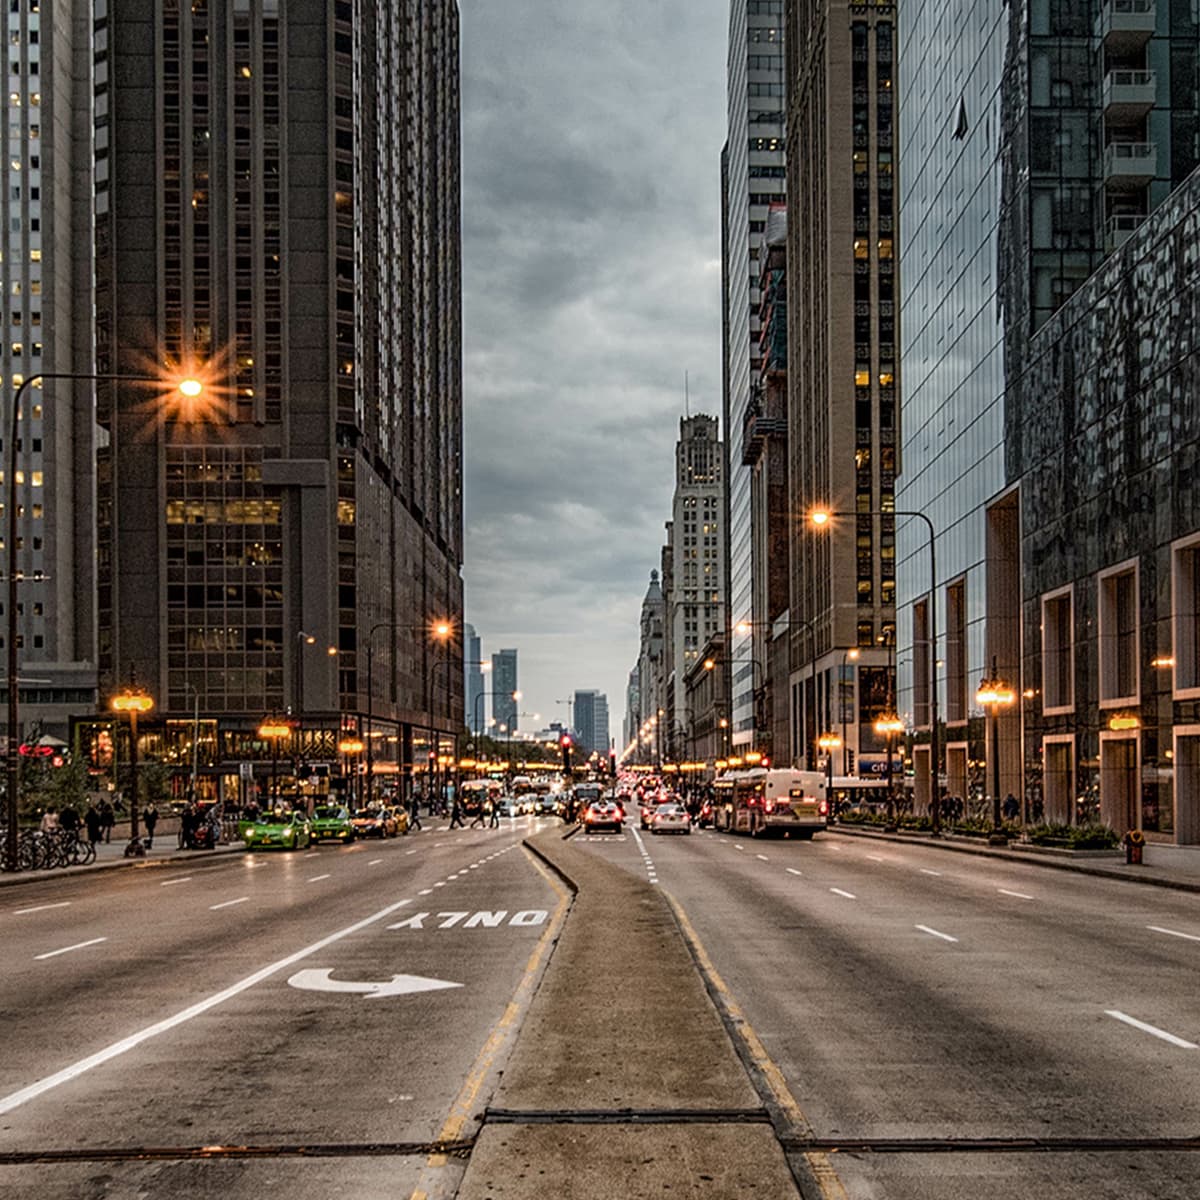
[1124,828,1145,865]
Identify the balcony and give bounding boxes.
[1103,69,1157,125]
[1096,0,1155,53]
[1103,141,1157,189]
[1104,213,1145,252]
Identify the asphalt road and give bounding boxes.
[0,815,566,1200]
[575,822,1200,1200]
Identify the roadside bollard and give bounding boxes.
[1124,828,1145,865]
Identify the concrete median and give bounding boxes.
[455,828,804,1199]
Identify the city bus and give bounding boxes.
[712,768,828,838]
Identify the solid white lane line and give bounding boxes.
[307,874,331,883]
[916,925,958,943]
[160,877,193,887]
[786,868,803,877]
[1106,1010,1198,1049]
[35,937,107,961]
[210,897,249,911]
[1148,925,1200,943]
[999,888,1034,900]
[830,888,857,900]
[13,902,71,916]
[756,854,769,862]
[2,891,423,1116]
[919,869,942,877]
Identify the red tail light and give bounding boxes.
[764,800,774,813]
[819,800,829,816]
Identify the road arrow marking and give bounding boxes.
[287,968,462,1000]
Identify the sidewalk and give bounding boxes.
[0,819,245,888]
[455,827,806,1200]
[828,824,1200,893]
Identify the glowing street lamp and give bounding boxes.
[976,656,1015,845]
[4,370,203,871]
[111,684,154,857]
[259,716,292,808]
[817,732,841,818]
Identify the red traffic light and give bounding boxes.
[560,734,572,748]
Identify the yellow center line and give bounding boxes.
[664,889,849,1200]
[408,845,571,1199]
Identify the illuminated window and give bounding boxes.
[855,365,870,387]
[853,238,869,260]
[31,471,42,486]
[878,238,893,258]
[879,370,894,387]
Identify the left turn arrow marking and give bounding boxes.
[287,968,463,999]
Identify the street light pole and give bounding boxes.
[811,507,941,834]
[4,369,203,870]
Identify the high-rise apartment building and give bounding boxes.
[666,415,724,736]
[722,0,786,747]
[465,623,484,734]
[633,570,665,763]
[783,0,897,772]
[491,649,518,735]
[1,0,97,740]
[92,0,463,801]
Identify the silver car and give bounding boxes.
[650,803,691,835]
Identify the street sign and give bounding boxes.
[239,761,253,781]
[286,968,462,999]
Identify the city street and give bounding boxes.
[576,823,1200,1199]
[0,816,566,1200]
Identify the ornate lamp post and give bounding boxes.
[338,736,365,808]
[111,683,154,857]
[818,732,841,818]
[258,716,292,809]
[976,657,1015,846]
[874,712,905,831]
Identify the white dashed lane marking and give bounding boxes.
[916,924,958,943]
[1148,925,1200,943]
[1106,1010,1198,1049]
[210,897,249,911]
[830,888,857,900]
[307,874,331,883]
[999,888,1034,900]
[36,937,107,961]
[13,902,71,916]
[786,867,803,877]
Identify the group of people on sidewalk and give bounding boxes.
[38,798,118,846]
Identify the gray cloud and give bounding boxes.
[460,0,727,739]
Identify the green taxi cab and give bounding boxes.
[310,804,356,844]
[242,810,312,851]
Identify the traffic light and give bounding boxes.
[560,733,573,772]
[609,752,617,777]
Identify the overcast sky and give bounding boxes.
[459,1,729,748]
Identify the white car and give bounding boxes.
[650,803,691,835]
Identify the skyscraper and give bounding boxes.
[92,0,463,800]
[1,0,96,740]
[491,649,518,735]
[465,624,484,734]
[722,0,786,748]
[783,0,897,771]
[666,416,724,736]
[572,689,610,758]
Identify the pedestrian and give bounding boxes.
[143,801,159,849]
[84,801,102,847]
[489,796,500,829]
[408,792,423,831]
[99,797,115,843]
[39,806,59,834]
[1002,792,1019,821]
[448,797,464,829]
[59,803,80,835]
[470,798,487,829]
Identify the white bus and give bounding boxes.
[713,768,828,838]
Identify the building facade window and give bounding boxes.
[1042,585,1074,712]
[1098,559,1139,707]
